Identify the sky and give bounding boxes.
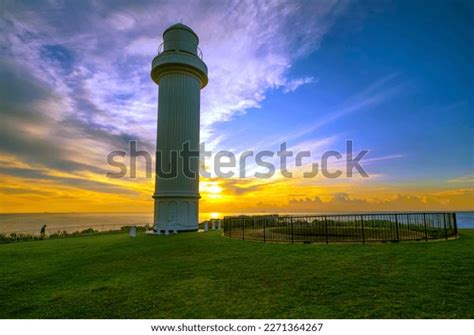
[0,0,473,215]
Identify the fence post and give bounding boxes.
[263,217,266,243]
[444,213,448,240]
[423,213,428,242]
[360,215,365,244]
[324,216,329,244]
[453,213,458,236]
[291,217,294,243]
[395,214,400,242]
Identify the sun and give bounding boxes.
[200,181,223,198]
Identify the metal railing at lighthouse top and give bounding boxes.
[157,42,204,60]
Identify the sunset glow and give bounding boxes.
[0,1,472,215]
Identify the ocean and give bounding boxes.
[0,211,473,235]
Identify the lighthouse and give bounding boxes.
[151,23,208,232]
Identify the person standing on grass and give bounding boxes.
[40,225,47,240]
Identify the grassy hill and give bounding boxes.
[0,229,473,318]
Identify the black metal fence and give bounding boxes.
[223,213,457,243]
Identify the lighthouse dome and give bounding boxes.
[162,23,199,55]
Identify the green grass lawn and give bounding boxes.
[0,229,473,318]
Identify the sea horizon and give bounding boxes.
[1,211,473,234]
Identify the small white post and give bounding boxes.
[129,225,137,238]
[165,229,169,236]
[173,229,177,234]
[218,221,221,230]
[212,220,216,230]
[204,222,208,232]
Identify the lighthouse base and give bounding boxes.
[153,197,199,232]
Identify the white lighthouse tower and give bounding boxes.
[151,23,208,232]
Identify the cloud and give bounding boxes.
[447,175,474,184]
[282,77,316,93]
[220,179,266,196]
[0,60,146,175]
[0,166,138,196]
[2,0,346,144]
[287,191,470,212]
[282,72,405,142]
[0,0,349,211]
[198,1,347,138]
